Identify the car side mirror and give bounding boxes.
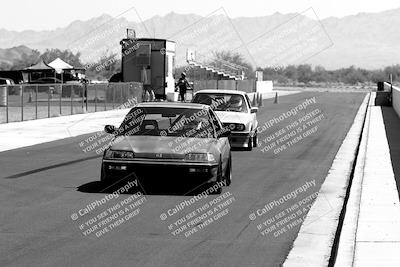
[104,125,116,134]
[251,107,258,113]
[218,129,231,138]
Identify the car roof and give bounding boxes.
[136,101,209,110]
[194,89,248,96]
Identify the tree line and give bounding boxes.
[177,51,399,85]
[1,48,399,84]
[259,65,400,85]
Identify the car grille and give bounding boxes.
[134,153,184,160]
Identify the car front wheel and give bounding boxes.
[246,136,253,151]
[253,131,258,148]
[213,162,223,194]
[100,164,108,184]
[225,154,232,186]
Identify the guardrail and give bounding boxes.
[0,82,143,123]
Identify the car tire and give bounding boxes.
[225,154,232,186]
[253,131,258,148]
[100,165,108,184]
[246,136,253,151]
[214,162,223,194]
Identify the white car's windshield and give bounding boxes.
[193,93,248,113]
[118,107,215,138]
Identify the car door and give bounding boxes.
[245,94,258,131]
[208,109,230,170]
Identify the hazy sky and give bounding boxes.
[2,0,400,31]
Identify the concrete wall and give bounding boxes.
[256,81,273,94]
[217,80,237,90]
[237,80,255,93]
[193,79,272,94]
[193,80,218,92]
[392,84,400,118]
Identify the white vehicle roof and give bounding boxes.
[195,89,248,96]
[137,102,208,110]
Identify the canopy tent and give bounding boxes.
[23,60,55,82]
[25,60,54,71]
[48,58,73,73]
[48,58,85,80]
[23,59,85,83]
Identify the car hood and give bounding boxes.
[109,135,216,156]
[215,111,253,124]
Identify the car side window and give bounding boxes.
[208,109,223,136]
[245,94,252,109]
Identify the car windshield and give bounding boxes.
[117,107,215,138]
[193,93,248,113]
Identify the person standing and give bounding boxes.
[176,72,190,102]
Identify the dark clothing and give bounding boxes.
[179,91,185,102]
[177,77,190,92]
[176,77,190,102]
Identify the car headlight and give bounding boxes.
[184,153,215,162]
[228,123,236,131]
[104,150,135,159]
[225,123,245,131]
[104,149,113,159]
[236,124,245,131]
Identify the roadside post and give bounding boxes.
[21,85,24,121]
[85,82,88,112]
[71,86,73,115]
[95,85,97,112]
[81,85,84,113]
[6,86,9,123]
[47,87,50,118]
[59,84,62,115]
[35,85,38,119]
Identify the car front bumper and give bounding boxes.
[228,132,252,148]
[101,159,219,185]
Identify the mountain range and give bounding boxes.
[1,8,400,70]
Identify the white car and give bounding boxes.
[192,89,258,150]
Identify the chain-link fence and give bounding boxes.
[0,82,143,123]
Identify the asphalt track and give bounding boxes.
[0,92,366,267]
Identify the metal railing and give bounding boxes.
[0,82,143,123]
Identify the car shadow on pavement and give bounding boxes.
[77,178,222,196]
[230,147,250,152]
[381,107,400,197]
[77,180,142,194]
